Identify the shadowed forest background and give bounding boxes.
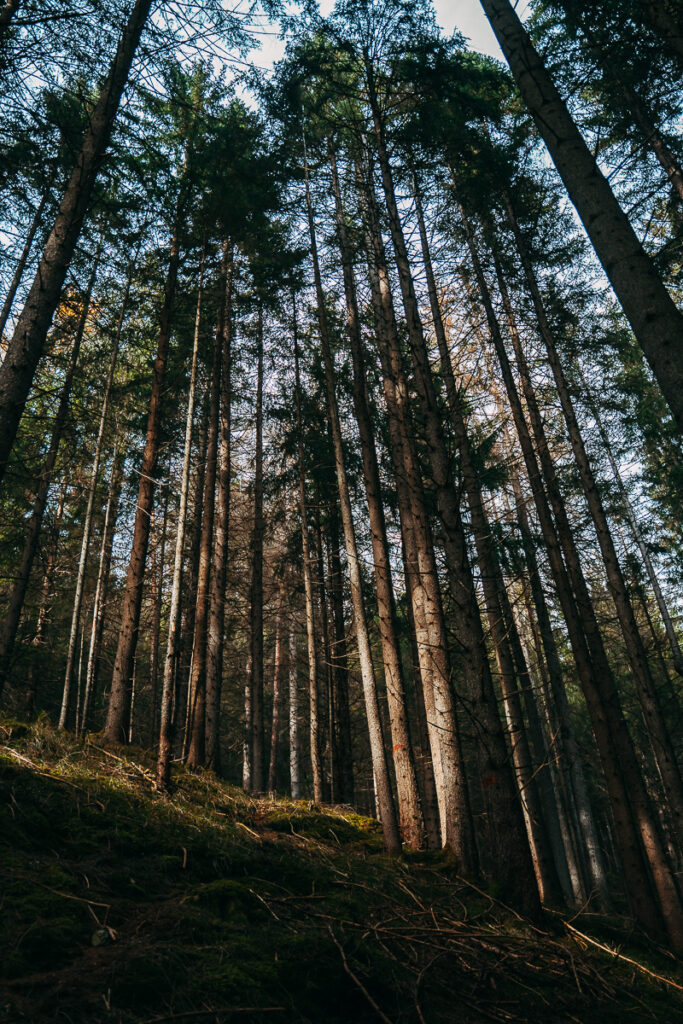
[1,0,683,1019]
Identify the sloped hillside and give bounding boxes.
[0,718,680,1024]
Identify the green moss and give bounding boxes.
[1,715,681,1024]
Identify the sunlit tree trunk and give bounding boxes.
[331,144,424,846]
[248,305,265,792]
[357,152,475,868]
[288,610,301,800]
[304,140,400,853]
[365,83,538,911]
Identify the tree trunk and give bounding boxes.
[0,178,53,341]
[288,610,301,800]
[81,439,124,734]
[330,144,423,846]
[185,264,225,768]
[205,241,233,774]
[0,0,154,483]
[303,136,400,854]
[459,199,682,949]
[0,0,21,32]
[293,307,324,804]
[365,84,539,911]
[25,480,68,718]
[267,586,285,793]
[0,267,96,696]
[312,505,336,803]
[413,170,564,899]
[248,305,265,792]
[60,270,129,729]
[103,216,181,744]
[502,208,683,851]
[512,476,609,908]
[478,0,683,427]
[357,151,475,868]
[577,366,683,678]
[325,501,354,804]
[156,253,204,789]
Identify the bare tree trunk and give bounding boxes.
[357,152,475,868]
[156,254,204,789]
[0,0,154,482]
[81,439,124,733]
[293,308,323,804]
[326,502,354,804]
[60,271,129,729]
[25,480,68,718]
[364,86,538,909]
[413,171,563,898]
[459,199,681,948]
[289,610,301,800]
[148,494,169,745]
[304,137,400,853]
[184,258,227,769]
[205,242,233,774]
[577,367,683,677]
[0,178,53,341]
[0,268,96,696]
[104,216,182,744]
[478,0,683,426]
[330,144,424,846]
[312,505,335,803]
[501,212,683,850]
[267,586,285,793]
[248,305,265,792]
[512,477,609,908]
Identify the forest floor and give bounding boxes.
[0,716,681,1024]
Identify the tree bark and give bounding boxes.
[156,253,204,789]
[502,206,683,851]
[204,242,234,774]
[248,304,265,791]
[293,306,324,804]
[325,501,354,804]
[25,480,68,718]
[459,199,682,949]
[103,216,182,744]
[478,0,683,427]
[0,177,53,342]
[60,270,129,729]
[365,81,539,911]
[81,439,124,734]
[357,151,475,868]
[331,144,424,846]
[303,138,400,853]
[267,586,285,793]
[288,610,301,800]
[0,268,96,696]
[412,171,564,900]
[185,263,225,768]
[0,0,154,483]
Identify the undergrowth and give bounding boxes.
[0,716,681,1023]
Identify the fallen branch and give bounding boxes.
[328,925,394,1024]
[564,922,683,992]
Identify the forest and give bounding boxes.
[1,0,683,1020]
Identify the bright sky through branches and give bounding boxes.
[253,0,511,71]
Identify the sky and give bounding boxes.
[250,0,514,72]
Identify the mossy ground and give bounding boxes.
[0,717,681,1023]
